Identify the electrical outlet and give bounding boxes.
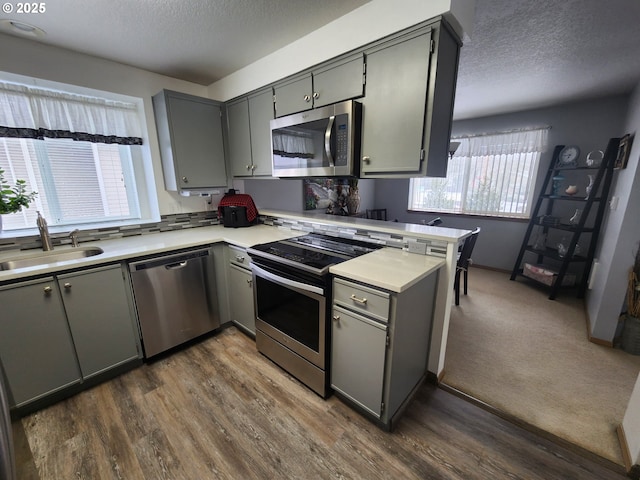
[407,240,427,255]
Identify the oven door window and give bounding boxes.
[255,275,321,352]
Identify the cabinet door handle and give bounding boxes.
[182,176,188,183]
[350,294,367,305]
[235,255,245,263]
[251,164,256,170]
[303,94,311,102]
[43,285,52,294]
[313,92,319,100]
[64,282,72,289]
[362,156,371,164]
[247,279,253,287]
[332,315,340,321]
[246,165,251,170]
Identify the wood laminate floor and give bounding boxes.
[22,327,626,479]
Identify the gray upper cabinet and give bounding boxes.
[227,97,252,177]
[153,90,228,191]
[227,87,274,177]
[0,277,81,408]
[360,21,460,178]
[274,53,365,117]
[248,89,276,176]
[58,265,140,379]
[312,53,365,109]
[274,73,312,118]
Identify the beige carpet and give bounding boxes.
[442,267,640,466]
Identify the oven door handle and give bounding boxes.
[251,264,324,296]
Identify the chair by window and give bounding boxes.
[366,209,387,221]
[454,227,481,305]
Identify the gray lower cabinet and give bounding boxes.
[360,20,460,178]
[226,245,255,335]
[0,264,141,409]
[331,271,438,429]
[0,277,82,408]
[274,53,365,117]
[153,89,227,191]
[58,265,140,379]
[226,87,274,177]
[331,305,387,417]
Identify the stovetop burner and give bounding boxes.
[247,233,381,275]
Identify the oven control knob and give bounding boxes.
[332,315,340,321]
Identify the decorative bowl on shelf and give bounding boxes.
[586,150,604,168]
[565,185,578,195]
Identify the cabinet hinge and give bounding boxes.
[386,333,390,347]
[420,149,425,163]
[430,38,435,53]
[380,402,385,414]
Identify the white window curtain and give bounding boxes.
[409,127,549,218]
[0,80,142,142]
[272,132,315,158]
[452,128,549,158]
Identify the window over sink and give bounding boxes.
[0,72,158,232]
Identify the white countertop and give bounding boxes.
[0,225,302,282]
[0,218,449,290]
[330,247,445,293]
[260,209,471,244]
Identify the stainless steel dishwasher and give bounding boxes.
[129,247,220,358]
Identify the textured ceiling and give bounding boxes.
[454,0,640,119]
[0,0,370,85]
[0,0,638,119]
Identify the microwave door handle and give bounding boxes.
[251,264,324,296]
[324,115,335,167]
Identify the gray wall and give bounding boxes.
[587,83,640,341]
[374,94,629,271]
[239,178,376,215]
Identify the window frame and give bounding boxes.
[409,129,548,220]
[0,71,159,236]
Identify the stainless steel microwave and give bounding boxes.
[270,100,362,178]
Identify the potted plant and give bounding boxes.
[623,245,640,354]
[0,168,38,230]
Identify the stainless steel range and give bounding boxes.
[247,233,380,397]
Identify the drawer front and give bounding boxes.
[333,278,390,323]
[227,245,250,269]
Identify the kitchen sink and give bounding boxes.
[0,247,104,271]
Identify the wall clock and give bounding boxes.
[556,145,580,168]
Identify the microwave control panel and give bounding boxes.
[335,115,348,166]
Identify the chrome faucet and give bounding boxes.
[69,229,80,247]
[36,211,53,251]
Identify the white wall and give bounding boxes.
[588,82,640,341]
[0,33,216,216]
[207,0,475,101]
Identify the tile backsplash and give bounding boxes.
[0,211,219,252]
